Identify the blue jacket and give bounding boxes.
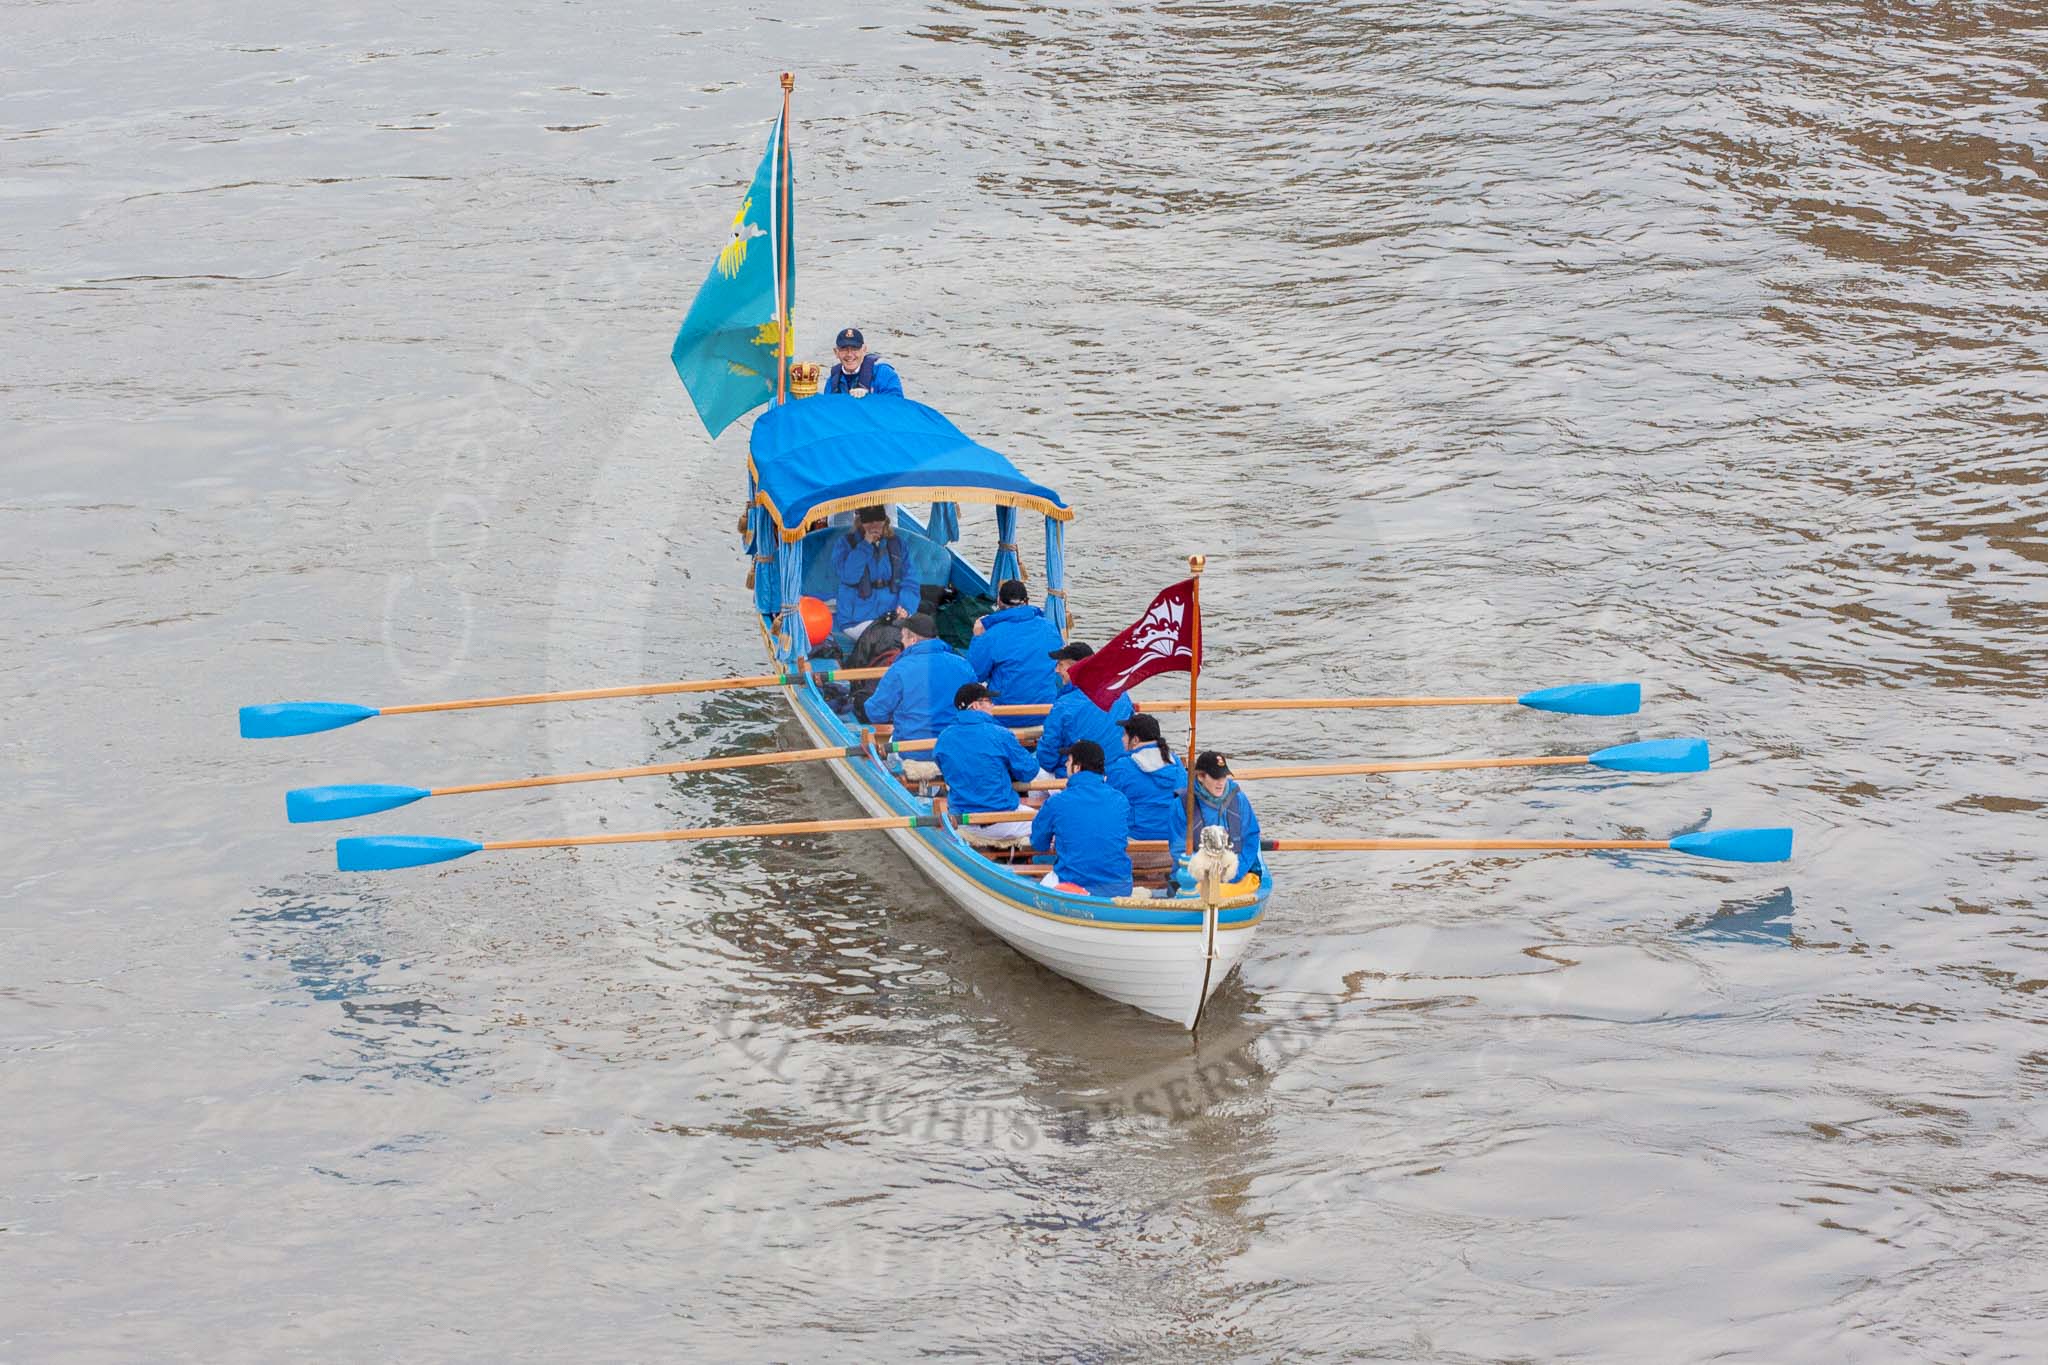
[932,708,1040,817]
[829,532,920,628]
[864,638,974,743]
[966,605,1063,712]
[1034,683,1135,776]
[1030,770,1133,897]
[820,355,904,398]
[1194,779,1265,880]
[1106,746,1188,849]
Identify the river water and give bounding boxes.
[5,2,2045,1360]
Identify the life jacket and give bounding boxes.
[844,531,907,596]
[1194,780,1265,879]
[823,355,882,395]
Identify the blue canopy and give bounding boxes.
[748,395,1069,540]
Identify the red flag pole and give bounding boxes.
[1183,554,1205,859]
[775,72,794,407]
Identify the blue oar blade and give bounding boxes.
[337,835,483,872]
[1670,827,1793,863]
[1517,682,1641,716]
[1589,738,1709,773]
[240,702,379,739]
[288,784,431,824]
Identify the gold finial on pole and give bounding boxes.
[781,71,794,92]
[1189,554,1206,576]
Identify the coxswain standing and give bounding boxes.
[820,327,904,398]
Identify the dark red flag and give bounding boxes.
[1067,578,1201,709]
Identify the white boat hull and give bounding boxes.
[780,681,1261,1029]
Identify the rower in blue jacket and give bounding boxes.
[1030,740,1133,897]
[1106,713,1189,854]
[829,505,920,632]
[1190,750,1265,883]
[932,683,1044,843]
[1033,641,1135,777]
[966,579,1062,726]
[819,326,905,398]
[863,614,974,743]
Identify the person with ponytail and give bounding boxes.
[1106,712,1189,864]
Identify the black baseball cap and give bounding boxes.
[1048,641,1093,662]
[1194,750,1231,779]
[997,579,1029,605]
[835,327,864,348]
[1119,713,1162,743]
[955,682,991,709]
[902,612,937,638]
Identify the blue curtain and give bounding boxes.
[928,501,960,545]
[776,538,807,665]
[749,478,779,619]
[1042,515,1068,638]
[992,504,1020,589]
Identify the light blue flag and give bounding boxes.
[672,113,794,439]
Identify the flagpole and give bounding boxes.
[1183,554,1205,859]
[775,71,794,407]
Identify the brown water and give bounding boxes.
[5,2,2045,1359]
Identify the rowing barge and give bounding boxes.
[738,395,1268,1028]
[659,75,1265,1027]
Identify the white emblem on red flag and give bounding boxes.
[1068,578,1200,709]
[1107,597,1189,689]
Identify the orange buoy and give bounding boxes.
[797,595,834,646]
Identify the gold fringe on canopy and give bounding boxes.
[751,482,1074,542]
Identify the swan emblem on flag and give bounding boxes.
[1107,597,1190,689]
[717,196,767,279]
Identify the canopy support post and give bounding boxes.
[992,504,1020,591]
[1042,514,1068,638]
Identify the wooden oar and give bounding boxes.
[241,665,887,739]
[1125,827,1792,863]
[1014,739,1710,791]
[287,737,939,823]
[989,681,1641,719]
[1263,830,1791,862]
[337,809,1026,871]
